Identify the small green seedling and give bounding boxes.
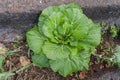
[0,47,21,75]
[13,40,22,48]
[112,45,120,67]
[0,64,31,80]
[110,26,118,38]
[0,55,5,72]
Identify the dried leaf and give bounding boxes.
[100,64,104,69]
[89,62,94,66]
[20,56,30,66]
[79,71,86,79]
[71,78,77,80]
[0,43,7,55]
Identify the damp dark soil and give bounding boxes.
[1,1,120,80]
[1,4,120,42]
[1,31,120,80]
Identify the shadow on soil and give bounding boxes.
[1,5,120,79]
[0,5,120,29]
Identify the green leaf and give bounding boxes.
[80,24,101,47]
[42,42,70,60]
[0,72,14,80]
[50,54,90,77]
[26,26,45,54]
[5,50,16,56]
[38,6,59,36]
[0,55,5,72]
[50,59,77,77]
[71,24,101,49]
[26,3,101,77]
[32,54,49,67]
[41,12,64,43]
[72,15,93,39]
[67,3,83,11]
[110,26,118,38]
[113,45,120,67]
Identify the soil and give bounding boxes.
[1,0,120,13]
[0,1,120,80]
[1,1,120,43]
[1,28,120,80]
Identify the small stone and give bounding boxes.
[40,0,42,3]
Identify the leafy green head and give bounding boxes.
[26,3,101,77]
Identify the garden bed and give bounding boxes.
[1,1,120,80]
[0,24,119,78]
[0,23,120,80]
